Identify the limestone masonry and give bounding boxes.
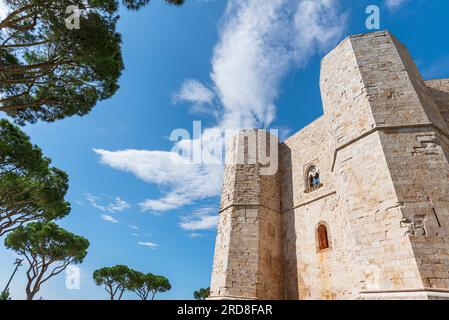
[209,31,449,300]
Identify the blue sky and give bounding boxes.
[1,0,449,300]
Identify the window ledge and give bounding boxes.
[304,183,323,194]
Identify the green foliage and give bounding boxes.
[0,0,184,125]
[4,221,89,300]
[148,274,171,299]
[193,287,210,300]
[93,265,133,300]
[0,289,11,300]
[93,265,172,300]
[128,270,171,300]
[122,0,185,10]
[0,119,70,236]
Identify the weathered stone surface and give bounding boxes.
[209,31,449,300]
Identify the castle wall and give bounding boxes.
[282,195,348,299]
[319,37,376,151]
[332,131,424,295]
[280,116,353,299]
[425,79,449,132]
[317,31,424,298]
[346,31,449,294]
[378,129,449,290]
[321,30,449,298]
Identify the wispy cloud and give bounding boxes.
[179,207,219,231]
[172,79,215,105]
[94,0,346,213]
[173,0,346,130]
[94,149,222,212]
[180,215,219,231]
[101,215,119,224]
[385,0,408,10]
[131,233,139,237]
[207,0,346,129]
[188,233,204,239]
[85,193,130,213]
[0,0,9,20]
[172,79,219,117]
[138,241,158,249]
[129,224,139,230]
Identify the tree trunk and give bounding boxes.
[26,288,35,300]
[25,275,35,300]
[118,290,124,300]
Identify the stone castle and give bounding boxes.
[209,31,449,300]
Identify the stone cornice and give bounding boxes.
[331,122,449,172]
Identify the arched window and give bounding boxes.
[306,165,321,190]
[317,224,329,251]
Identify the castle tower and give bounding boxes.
[210,30,449,300]
[319,30,449,299]
[209,129,284,300]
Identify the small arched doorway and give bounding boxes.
[317,223,330,251]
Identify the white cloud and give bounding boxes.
[101,215,119,224]
[293,0,347,60]
[95,0,346,213]
[0,0,10,20]
[209,0,346,130]
[188,233,204,238]
[138,241,158,249]
[129,224,139,230]
[172,79,215,105]
[108,197,130,212]
[94,149,223,212]
[172,79,219,117]
[179,207,219,231]
[385,0,408,10]
[86,193,130,213]
[180,215,219,231]
[172,0,346,129]
[131,233,139,237]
